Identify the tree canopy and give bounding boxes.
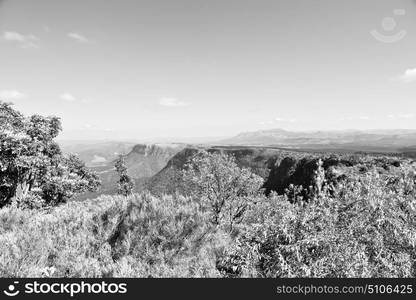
[115,154,134,197]
[182,151,264,229]
[0,101,100,207]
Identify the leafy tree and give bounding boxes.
[182,151,264,230]
[38,154,101,205]
[0,101,100,207]
[115,155,134,196]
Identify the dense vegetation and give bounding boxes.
[1,152,415,277]
[0,102,100,207]
[1,103,416,277]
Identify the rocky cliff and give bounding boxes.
[82,143,184,198]
[147,146,406,199]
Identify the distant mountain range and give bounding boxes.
[217,128,416,153]
[60,129,416,160]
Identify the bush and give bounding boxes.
[219,169,416,277]
[0,193,230,277]
[12,192,46,210]
[108,193,227,277]
[0,195,125,277]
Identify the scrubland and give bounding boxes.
[1,161,415,278]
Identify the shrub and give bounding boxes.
[0,195,124,277]
[108,193,227,277]
[12,192,46,210]
[220,169,416,277]
[0,193,228,277]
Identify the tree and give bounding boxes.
[38,154,100,205]
[115,155,134,196]
[0,101,100,207]
[182,151,264,230]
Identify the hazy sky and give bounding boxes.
[1,0,415,140]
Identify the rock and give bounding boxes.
[264,156,355,200]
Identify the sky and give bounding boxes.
[0,0,416,141]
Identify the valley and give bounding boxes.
[62,128,416,200]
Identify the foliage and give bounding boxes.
[0,162,415,278]
[108,193,225,277]
[0,102,100,207]
[12,192,46,210]
[0,195,125,277]
[115,155,134,196]
[182,151,264,230]
[219,168,416,278]
[0,194,225,277]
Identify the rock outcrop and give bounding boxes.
[87,144,184,197]
[263,156,354,199]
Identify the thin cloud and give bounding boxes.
[60,93,92,103]
[261,120,274,125]
[275,117,297,123]
[341,115,372,121]
[0,89,26,100]
[2,31,40,48]
[387,114,415,120]
[159,97,189,107]
[60,93,77,102]
[260,117,298,126]
[80,98,93,104]
[399,68,416,83]
[67,32,90,43]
